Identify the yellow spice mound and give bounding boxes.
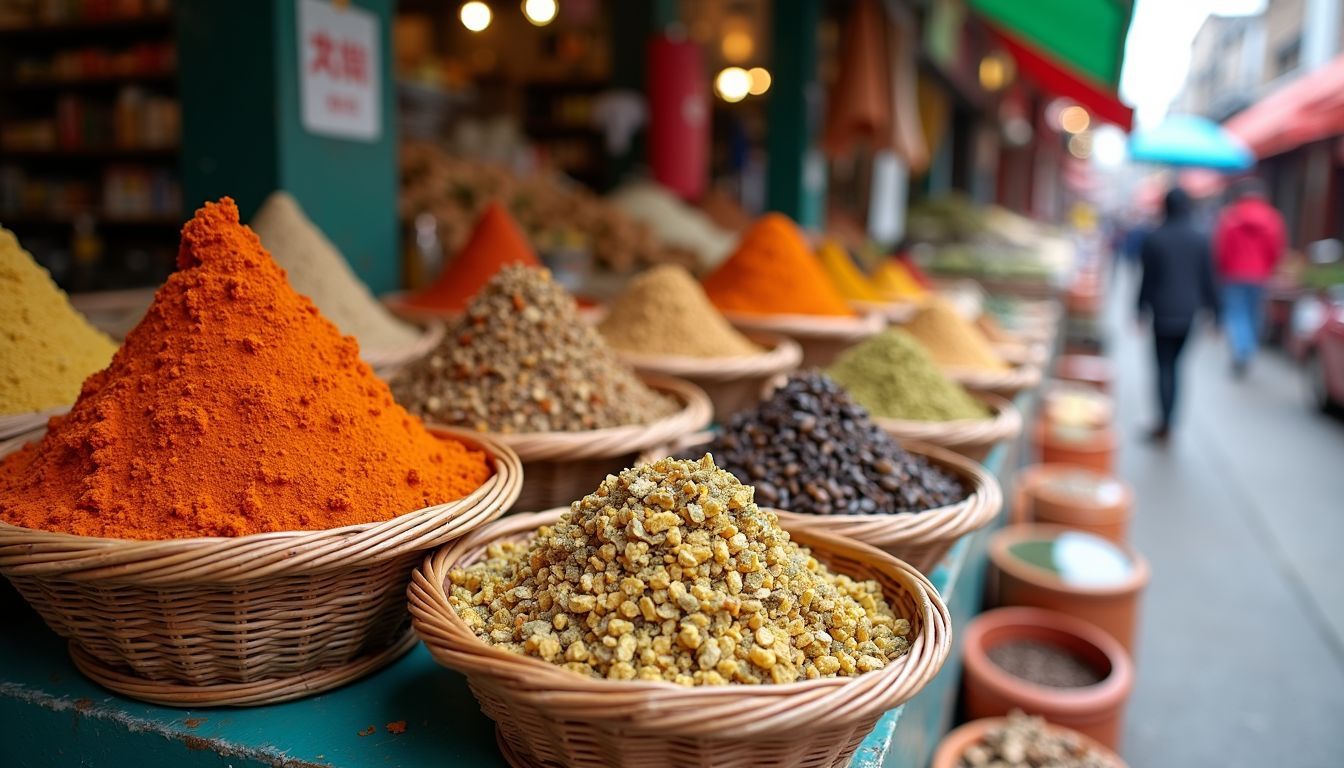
[904,296,1007,371]
[0,227,118,415]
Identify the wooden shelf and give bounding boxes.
[1,212,181,227]
[0,13,173,43]
[1,72,176,92]
[2,146,179,162]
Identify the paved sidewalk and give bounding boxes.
[1107,279,1344,766]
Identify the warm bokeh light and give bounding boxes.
[715,67,751,103]
[748,67,771,96]
[1060,105,1091,134]
[522,0,557,26]
[1068,131,1094,159]
[721,31,754,63]
[460,1,492,32]
[978,52,1013,92]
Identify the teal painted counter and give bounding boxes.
[0,444,1012,768]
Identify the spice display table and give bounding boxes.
[0,441,1015,768]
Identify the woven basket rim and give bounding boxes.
[770,441,1002,549]
[0,406,68,440]
[722,310,886,340]
[362,318,445,370]
[873,392,1023,449]
[614,332,804,382]
[0,426,523,584]
[409,509,952,729]
[850,299,919,323]
[437,374,713,463]
[379,290,466,323]
[945,359,1043,392]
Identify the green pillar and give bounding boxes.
[767,0,823,227]
[178,0,399,294]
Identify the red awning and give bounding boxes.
[1225,53,1344,158]
[989,27,1134,131]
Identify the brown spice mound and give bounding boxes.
[599,265,762,358]
[385,721,407,735]
[393,265,676,432]
[0,199,492,540]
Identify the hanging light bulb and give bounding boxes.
[460,1,492,33]
[715,67,751,103]
[522,0,557,26]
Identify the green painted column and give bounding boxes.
[766,0,823,227]
[178,0,399,294]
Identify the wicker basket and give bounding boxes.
[851,299,918,324]
[774,442,1002,574]
[616,333,803,423]
[408,509,953,768]
[873,393,1023,463]
[472,374,713,513]
[364,319,445,379]
[0,407,67,441]
[0,427,523,707]
[946,360,1043,400]
[723,311,885,369]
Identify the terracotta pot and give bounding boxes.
[962,607,1134,749]
[1034,418,1116,475]
[1055,354,1114,394]
[988,525,1149,653]
[931,716,1128,768]
[1016,464,1132,543]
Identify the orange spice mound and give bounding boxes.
[701,213,854,317]
[0,198,492,540]
[405,201,540,312]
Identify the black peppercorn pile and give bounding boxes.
[700,372,965,515]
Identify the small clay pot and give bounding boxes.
[1017,464,1132,543]
[1034,418,1116,475]
[1055,354,1114,394]
[962,607,1134,749]
[988,525,1149,653]
[931,716,1128,768]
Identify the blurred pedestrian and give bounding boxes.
[1214,178,1286,377]
[1137,188,1221,443]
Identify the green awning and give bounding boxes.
[968,0,1133,89]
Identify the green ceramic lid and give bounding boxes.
[1007,530,1133,587]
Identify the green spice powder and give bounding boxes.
[828,329,989,421]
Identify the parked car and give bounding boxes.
[1303,285,1344,413]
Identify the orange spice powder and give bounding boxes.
[701,213,854,317]
[0,198,491,540]
[405,201,540,312]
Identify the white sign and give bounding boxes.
[297,0,381,141]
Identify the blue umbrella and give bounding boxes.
[1128,114,1253,171]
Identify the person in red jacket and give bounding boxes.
[1214,178,1286,377]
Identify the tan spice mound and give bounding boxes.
[448,455,911,685]
[0,199,491,540]
[599,265,762,358]
[0,227,118,415]
[250,191,420,353]
[392,265,677,432]
[904,297,1008,371]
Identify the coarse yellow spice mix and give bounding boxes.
[0,227,117,415]
[448,455,911,685]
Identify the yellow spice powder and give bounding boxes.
[0,227,118,415]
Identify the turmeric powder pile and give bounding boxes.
[0,199,492,540]
[0,227,117,415]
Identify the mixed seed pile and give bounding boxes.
[959,710,1119,768]
[701,373,965,515]
[447,455,912,685]
[392,266,676,432]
